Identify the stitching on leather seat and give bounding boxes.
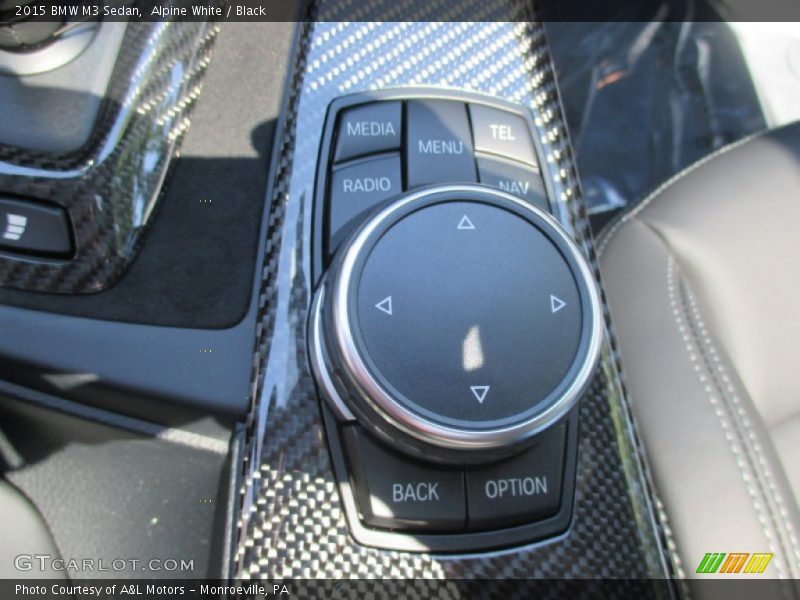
[666,256,786,579]
[595,132,760,259]
[682,278,800,574]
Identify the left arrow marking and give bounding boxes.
[375,296,393,315]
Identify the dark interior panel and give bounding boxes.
[0,395,233,579]
[0,22,295,329]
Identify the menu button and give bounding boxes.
[418,139,465,155]
[406,99,477,187]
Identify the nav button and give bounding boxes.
[477,155,547,212]
[342,426,466,531]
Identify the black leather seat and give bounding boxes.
[599,123,800,584]
[0,478,65,578]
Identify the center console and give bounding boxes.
[309,91,602,550]
[233,15,676,587]
[0,7,679,590]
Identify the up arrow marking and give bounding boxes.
[457,215,475,230]
[550,295,566,314]
[470,385,490,404]
[375,296,393,315]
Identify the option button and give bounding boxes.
[466,422,566,529]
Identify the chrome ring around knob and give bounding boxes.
[310,184,603,457]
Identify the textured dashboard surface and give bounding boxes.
[234,4,676,590]
[0,20,216,293]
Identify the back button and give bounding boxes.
[343,426,466,531]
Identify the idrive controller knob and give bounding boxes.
[310,185,602,462]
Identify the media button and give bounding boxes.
[334,101,402,163]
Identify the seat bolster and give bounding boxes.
[601,217,800,582]
[0,479,66,579]
[771,415,800,503]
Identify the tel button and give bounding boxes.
[469,104,537,167]
[342,426,466,531]
[329,153,402,256]
[334,101,402,162]
[466,422,566,530]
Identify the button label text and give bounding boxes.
[342,177,393,194]
[392,482,441,503]
[346,120,396,137]
[418,139,464,155]
[484,476,548,499]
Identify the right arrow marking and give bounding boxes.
[375,296,393,315]
[470,385,490,404]
[550,295,566,314]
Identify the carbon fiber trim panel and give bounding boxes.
[0,18,217,293]
[235,7,677,589]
